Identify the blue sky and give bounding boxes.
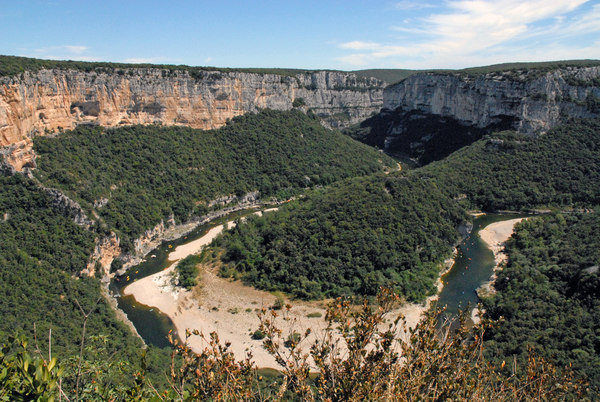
[2,0,599,70]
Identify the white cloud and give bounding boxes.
[394,1,435,10]
[121,57,182,64]
[63,45,89,54]
[33,45,90,56]
[337,0,599,68]
[339,41,381,51]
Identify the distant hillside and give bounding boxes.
[0,55,316,78]
[352,60,600,86]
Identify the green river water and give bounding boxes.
[111,208,262,348]
[113,212,525,348]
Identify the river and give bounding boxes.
[111,208,263,348]
[114,211,523,348]
[435,213,527,321]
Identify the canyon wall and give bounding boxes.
[0,68,384,170]
[383,67,600,135]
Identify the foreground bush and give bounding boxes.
[0,288,588,401]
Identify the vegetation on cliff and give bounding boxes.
[33,109,396,251]
[0,174,141,360]
[0,55,313,79]
[421,118,600,211]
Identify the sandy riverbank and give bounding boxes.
[124,215,434,369]
[472,217,526,322]
[479,218,526,265]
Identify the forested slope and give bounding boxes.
[484,213,600,391]
[33,109,396,250]
[421,118,600,210]
[0,174,141,359]
[216,175,467,301]
[216,118,600,302]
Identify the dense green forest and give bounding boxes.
[421,119,600,210]
[34,109,395,251]
[483,213,600,392]
[215,174,467,301]
[216,118,600,301]
[0,174,142,361]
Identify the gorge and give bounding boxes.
[2,57,600,399]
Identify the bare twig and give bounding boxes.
[74,297,101,402]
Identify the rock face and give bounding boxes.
[384,67,600,135]
[86,232,121,277]
[44,187,93,228]
[0,68,384,169]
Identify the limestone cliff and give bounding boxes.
[384,66,600,135]
[0,68,384,169]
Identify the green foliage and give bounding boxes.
[420,119,600,211]
[217,174,467,301]
[176,255,201,290]
[0,334,64,402]
[0,174,142,365]
[251,330,266,340]
[292,98,306,107]
[0,55,315,79]
[33,109,395,251]
[484,213,600,393]
[564,75,600,88]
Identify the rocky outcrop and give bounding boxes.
[85,232,121,277]
[208,191,260,207]
[44,187,93,228]
[384,67,600,136]
[84,191,273,279]
[0,138,36,171]
[0,68,384,170]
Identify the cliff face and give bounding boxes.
[0,68,384,169]
[384,67,600,135]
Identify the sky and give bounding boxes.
[1,0,600,71]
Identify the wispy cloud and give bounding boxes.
[394,1,436,10]
[337,0,598,69]
[62,45,88,54]
[121,57,183,65]
[23,45,95,61]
